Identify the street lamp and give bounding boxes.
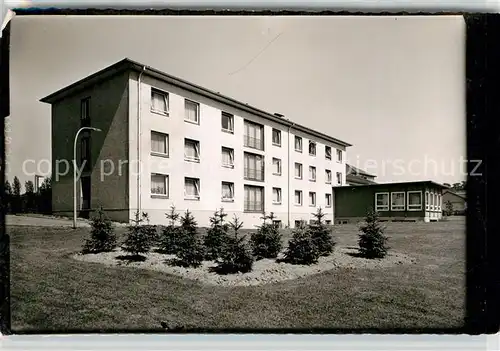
[73,127,101,229]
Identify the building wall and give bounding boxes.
[51,71,130,222]
[442,191,466,213]
[333,182,444,223]
[128,73,346,228]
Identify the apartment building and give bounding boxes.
[40,58,351,228]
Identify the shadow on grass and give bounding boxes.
[115,254,147,263]
[207,264,252,275]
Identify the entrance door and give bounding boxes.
[80,176,91,219]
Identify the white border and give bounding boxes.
[374,192,389,212]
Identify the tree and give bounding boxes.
[284,225,320,265]
[4,180,12,213]
[249,212,283,260]
[11,176,21,214]
[24,180,35,213]
[122,211,153,259]
[176,210,205,268]
[82,207,117,253]
[444,200,454,216]
[159,206,183,254]
[204,208,230,260]
[218,215,254,273]
[37,177,52,214]
[309,207,336,256]
[358,209,390,259]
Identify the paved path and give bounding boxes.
[6,215,91,227]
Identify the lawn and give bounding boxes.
[9,218,465,332]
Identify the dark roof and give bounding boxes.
[346,174,377,185]
[346,163,376,178]
[40,58,352,148]
[443,190,466,200]
[333,180,449,189]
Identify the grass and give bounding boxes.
[10,219,465,332]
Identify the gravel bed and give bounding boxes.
[73,247,416,287]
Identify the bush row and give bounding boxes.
[83,207,390,274]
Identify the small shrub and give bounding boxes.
[204,208,230,260]
[82,207,117,253]
[284,225,320,265]
[358,209,390,259]
[176,210,205,268]
[122,211,153,258]
[309,208,335,256]
[140,212,159,246]
[249,212,283,260]
[444,200,454,217]
[218,216,254,273]
[159,206,183,254]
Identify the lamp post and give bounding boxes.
[73,127,101,229]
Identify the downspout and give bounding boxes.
[287,122,295,228]
[137,66,146,214]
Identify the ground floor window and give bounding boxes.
[375,192,389,212]
[391,192,405,211]
[244,185,264,212]
[407,191,422,211]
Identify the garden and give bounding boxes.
[73,206,414,287]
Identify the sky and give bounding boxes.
[6,15,466,190]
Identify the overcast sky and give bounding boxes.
[7,15,466,189]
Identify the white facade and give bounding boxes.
[127,73,348,228]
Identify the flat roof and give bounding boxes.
[40,58,352,148]
[334,180,448,189]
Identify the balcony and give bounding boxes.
[244,168,265,182]
[244,135,264,151]
[244,201,264,212]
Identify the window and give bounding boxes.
[244,152,264,181]
[325,193,332,207]
[430,193,435,210]
[272,187,282,204]
[374,193,389,212]
[336,172,342,185]
[184,177,200,199]
[391,192,405,211]
[295,220,305,228]
[221,147,234,168]
[244,120,264,150]
[294,163,303,179]
[437,194,442,211]
[309,166,316,182]
[425,192,429,210]
[244,185,264,212]
[272,128,281,146]
[325,170,332,184]
[309,141,316,156]
[151,88,169,115]
[272,158,282,175]
[273,220,282,229]
[407,191,422,211]
[184,99,199,124]
[80,135,91,171]
[295,136,302,152]
[221,112,234,133]
[151,131,168,156]
[184,139,200,162]
[294,190,303,205]
[336,149,343,163]
[151,174,168,197]
[325,146,332,160]
[221,182,234,202]
[309,192,316,207]
[80,98,90,124]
